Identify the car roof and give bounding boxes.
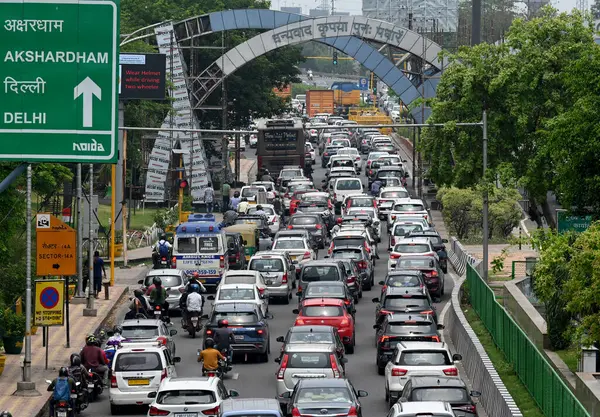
[302,260,343,267]
[220,398,281,413]
[224,271,261,277]
[146,269,184,276]
[386,287,428,296]
[160,377,217,390]
[305,281,346,288]
[213,303,257,312]
[284,344,339,353]
[380,187,409,192]
[332,245,364,251]
[296,378,350,388]
[395,237,431,244]
[122,319,163,326]
[387,270,422,277]
[219,283,255,290]
[395,341,447,350]
[333,230,366,237]
[393,198,425,205]
[302,297,345,306]
[387,313,434,322]
[251,251,288,258]
[289,325,336,334]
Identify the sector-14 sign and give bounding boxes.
[0,0,119,163]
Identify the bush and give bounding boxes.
[3,309,25,338]
[438,187,481,239]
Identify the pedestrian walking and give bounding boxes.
[221,182,231,213]
[204,183,215,213]
[93,251,106,299]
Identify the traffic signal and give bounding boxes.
[332,51,338,66]
[177,178,188,188]
[372,74,378,95]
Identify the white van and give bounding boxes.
[333,178,363,212]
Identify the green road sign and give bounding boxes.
[557,210,592,234]
[0,0,119,163]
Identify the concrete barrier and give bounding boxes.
[449,236,480,276]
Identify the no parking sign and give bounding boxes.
[34,280,65,326]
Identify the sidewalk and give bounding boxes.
[0,267,145,417]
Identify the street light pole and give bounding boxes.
[482,110,488,281]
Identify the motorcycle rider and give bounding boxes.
[370,179,383,196]
[149,276,169,320]
[303,159,313,179]
[229,191,242,211]
[180,275,206,324]
[47,367,77,417]
[0,412,12,417]
[198,337,225,375]
[184,283,204,328]
[152,234,172,268]
[213,319,235,362]
[125,289,151,319]
[80,335,108,387]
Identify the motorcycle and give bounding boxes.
[198,349,232,378]
[46,380,80,417]
[152,304,170,323]
[67,369,90,413]
[185,310,203,338]
[152,250,172,269]
[438,249,448,273]
[87,369,104,401]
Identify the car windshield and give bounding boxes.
[115,352,162,372]
[290,216,318,226]
[218,288,255,300]
[281,170,302,178]
[348,209,374,217]
[289,331,334,344]
[381,190,409,199]
[224,275,257,285]
[121,325,159,339]
[394,203,425,211]
[332,250,362,260]
[349,198,373,207]
[297,388,352,403]
[212,312,258,325]
[157,390,216,405]
[289,184,312,193]
[297,205,326,213]
[250,258,284,272]
[372,161,392,169]
[398,351,451,366]
[336,180,361,190]
[177,237,196,253]
[393,224,423,236]
[306,285,345,297]
[332,159,354,168]
[387,275,422,288]
[368,153,387,161]
[198,237,219,253]
[287,352,331,368]
[396,258,436,269]
[248,207,275,215]
[274,240,306,250]
[412,387,469,402]
[302,266,340,281]
[384,297,429,309]
[303,306,344,317]
[144,275,181,287]
[394,244,430,253]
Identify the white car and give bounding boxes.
[336,147,362,172]
[388,237,438,270]
[332,177,364,210]
[227,137,246,151]
[387,198,430,229]
[109,342,180,414]
[376,187,411,218]
[389,221,429,249]
[210,283,269,316]
[305,142,316,164]
[247,203,281,234]
[385,341,462,406]
[346,206,381,238]
[147,376,239,416]
[240,185,270,203]
[271,236,317,263]
[220,270,268,295]
[388,401,457,417]
[249,134,258,148]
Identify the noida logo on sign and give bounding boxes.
[73,138,105,152]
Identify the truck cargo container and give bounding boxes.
[306,90,335,117]
[257,118,306,177]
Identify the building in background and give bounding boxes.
[333,11,350,15]
[281,6,302,14]
[309,8,329,17]
[362,0,458,33]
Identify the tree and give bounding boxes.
[591,0,600,18]
[438,187,481,239]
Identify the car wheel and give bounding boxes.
[110,404,119,415]
[260,350,269,363]
[364,277,372,291]
[377,364,385,375]
[354,295,359,304]
[385,388,389,402]
[345,343,354,354]
[283,294,290,305]
[359,286,363,299]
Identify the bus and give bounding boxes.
[257,118,306,177]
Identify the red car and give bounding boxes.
[292,298,356,353]
[289,189,318,215]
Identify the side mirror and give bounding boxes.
[266,313,274,320]
[279,391,292,399]
[148,391,157,398]
[170,329,178,336]
[357,390,369,398]
[378,281,385,285]
[341,358,348,364]
[229,390,240,397]
[137,279,144,285]
[442,238,448,243]
[371,298,379,303]
[276,336,285,343]
[173,357,182,363]
[373,324,380,329]
[207,295,215,301]
[470,390,482,398]
[437,324,445,330]
[274,357,282,364]
[201,314,209,319]
[387,248,391,252]
[292,309,300,314]
[453,353,463,361]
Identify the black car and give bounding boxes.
[295,201,335,231]
[378,270,426,297]
[287,214,328,249]
[275,325,346,364]
[370,166,408,187]
[394,255,446,300]
[297,260,348,296]
[321,145,343,168]
[330,245,374,291]
[399,377,481,417]
[336,259,363,302]
[203,302,273,362]
[298,281,356,317]
[373,313,443,374]
[279,378,368,417]
[407,230,449,273]
[225,232,246,270]
[372,286,437,326]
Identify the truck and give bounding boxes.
[306,90,334,117]
[333,89,361,107]
[256,118,306,177]
[273,84,291,99]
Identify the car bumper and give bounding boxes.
[347,282,359,295]
[109,388,154,405]
[337,327,353,339]
[269,224,280,234]
[231,341,268,354]
[387,260,396,270]
[267,284,290,296]
[276,380,294,396]
[387,378,407,393]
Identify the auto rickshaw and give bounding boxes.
[223,223,259,261]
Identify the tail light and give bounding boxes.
[292,408,301,417]
[347,275,356,284]
[171,256,176,268]
[356,260,367,270]
[161,256,167,261]
[161,368,167,381]
[382,285,387,291]
[257,329,264,335]
[355,156,360,161]
[340,318,349,326]
[287,225,294,229]
[303,251,311,259]
[429,270,438,277]
[149,407,170,416]
[391,237,396,246]
[315,224,322,229]
[219,256,224,269]
[443,367,458,376]
[282,273,288,283]
[378,335,390,348]
[258,287,265,295]
[391,368,407,376]
[235,252,240,261]
[202,406,220,415]
[369,170,373,176]
[295,318,305,325]
[431,335,441,342]
[157,336,167,346]
[323,152,329,156]
[458,405,477,413]
[348,406,358,417]
[206,329,213,336]
[330,354,341,378]
[420,310,434,315]
[276,354,289,379]
[110,374,117,388]
[379,309,392,316]
[346,201,352,209]
[328,201,333,210]
[207,372,216,377]
[390,254,400,259]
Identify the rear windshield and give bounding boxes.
[248,207,275,215]
[332,250,362,260]
[371,161,391,169]
[177,237,196,253]
[393,224,423,236]
[289,184,312,193]
[332,160,354,168]
[115,352,162,372]
[348,198,373,207]
[306,285,345,297]
[157,390,216,405]
[335,180,361,190]
[218,288,255,300]
[394,203,425,211]
[381,191,409,199]
[241,188,262,198]
[386,275,422,288]
[302,266,340,281]
[287,352,331,368]
[224,275,256,285]
[382,156,401,164]
[198,237,219,253]
[289,332,334,344]
[290,216,318,226]
[333,237,365,247]
[394,244,430,253]
[396,258,435,268]
[212,312,258,325]
[303,306,344,317]
[281,170,302,178]
[297,205,327,213]
[297,388,352,403]
[412,387,469,402]
[121,325,159,339]
[274,240,305,250]
[144,275,181,287]
[398,351,451,366]
[387,322,435,334]
[348,209,374,217]
[378,170,403,178]
[384,296,429,309]
[249,258,284,272]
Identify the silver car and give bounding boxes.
[120,319,178,357]
[274,344,347,397]
[140,269,188,312]
[248,251,295,303]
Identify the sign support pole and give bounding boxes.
[84,164,97,317]
[110,164,116,285]
[482,110,489,281]
[45,327,49,370]
[65,278,70,348]
[77,164,83,297]
[122,131,129,268]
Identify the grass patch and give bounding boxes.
[462,305,545,417]
[96,204,161,230]
[555,346,579,373]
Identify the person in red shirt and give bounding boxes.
[80,335,108,386]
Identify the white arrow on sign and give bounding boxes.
[74,77,102,128]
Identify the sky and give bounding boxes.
[272,0,583,18]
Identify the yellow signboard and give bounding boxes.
[36,213,76,276]
[34,280,65,326]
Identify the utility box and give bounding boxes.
[581,346,599,373]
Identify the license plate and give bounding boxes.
[58,412,67,417]
[175,414,198,417]
[199,279,206,283]
[234,335,244,340]
[154,311,161,315]
[71,393,77,398]
[266,280,274,285]
[128,379,150,386]
[191,317,198,323]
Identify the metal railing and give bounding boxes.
[466,263,590,417]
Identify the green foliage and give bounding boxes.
[153,208,179,230]
[438,187,481,239]
[290,83,327,98]
[32,164,73,202]
[2,309,26,338]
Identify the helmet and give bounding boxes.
[86,334,96,345]
[160,234,166,240]
[192,272,200,279]
[205,338,215,348]
[133,289,143,297]
[59,366,69,377]
[113,325,123,335]
[0,412,13,417]
[234,191,240,198]
[152,277,162,286]
[190,283,200,293]
[218,319,229,328]
[256,205,263,211]
[336,217,343,225]
[70,353,81,366]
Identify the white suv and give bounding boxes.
[387,401,457,417]
[388,237,438,270]
[109,342,180,414]
[384,342,462,406]
[147,376,239,416]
